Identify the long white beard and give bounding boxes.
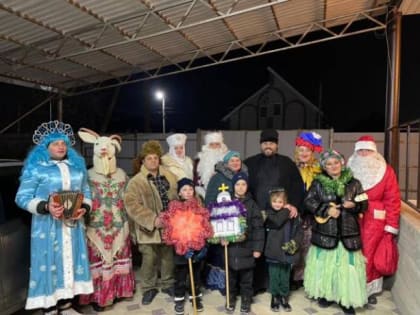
[347,152,386,190]
[197,144,227,188]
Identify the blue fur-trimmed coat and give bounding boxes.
[15,159,93,310]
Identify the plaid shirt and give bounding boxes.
[147,172,170,211]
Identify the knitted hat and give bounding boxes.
[166,133,187,147]
[260,129,278,143]
[204,131,223,145]
[354,135,377,152]
[295,131,323,152]
[140,140,163,160]
[319,149,345,169]
[223,150,240,163]
[177,177,194,193]
[232,172,248,186]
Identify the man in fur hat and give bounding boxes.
[124,140,178,306]
[194,131,228,198]
[347,135,400,305]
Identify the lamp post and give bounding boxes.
[155,90,166,134]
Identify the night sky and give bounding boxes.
[1,15,419,135]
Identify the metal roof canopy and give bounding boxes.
[0,0,395,96]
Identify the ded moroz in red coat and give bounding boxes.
[348,151,400,297]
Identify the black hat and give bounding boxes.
[260,129,278,144]
[232,172,248,186]
[177,177,194,193]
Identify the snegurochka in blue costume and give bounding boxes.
[15,120,93,315]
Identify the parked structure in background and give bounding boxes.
[221,68,323,130]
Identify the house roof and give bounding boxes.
[221,66,322,122]
[0,0,398,95]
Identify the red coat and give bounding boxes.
[360,165,400,295]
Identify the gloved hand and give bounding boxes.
[194,246,208,262]
[281,239,298,255]
[184,249,194,259]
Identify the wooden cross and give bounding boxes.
[218,183,229,192]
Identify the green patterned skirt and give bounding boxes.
[304,242,367,308]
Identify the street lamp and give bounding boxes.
[155,90,166,134]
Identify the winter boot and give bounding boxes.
[240,296,251,314]
[270,295,280,312]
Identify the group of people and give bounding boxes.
[15,120,400,315]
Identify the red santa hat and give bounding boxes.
[354,135,377,152]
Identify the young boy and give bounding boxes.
[264,188,303,312]
[171,178,208,315]
[225,172,265,314]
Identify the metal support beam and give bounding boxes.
[57,96,63,121]
[385,9,401,173]
[65,8,387,96]
[0,94,56,134]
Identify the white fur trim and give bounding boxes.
[166,133,187,147]
[355,140,377,152]
[28,198,45,214]
[204,132,223,145]
[25,281,93,309]
[367,277,383,296]
[384,225,399,235]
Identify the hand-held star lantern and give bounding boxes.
[160,198,213,255]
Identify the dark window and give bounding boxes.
[260,107,267,117]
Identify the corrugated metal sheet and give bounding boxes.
[399,0,420,15]
[0,0,393,92]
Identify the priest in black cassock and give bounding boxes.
[244,129,304,295]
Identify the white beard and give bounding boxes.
[347,152,386,190]
[197,144,228,188]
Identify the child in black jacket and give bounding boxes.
[224,172,265,314]
[264,188,303,312]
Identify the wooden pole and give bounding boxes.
[188,258,198,315]
[224,244,230,309]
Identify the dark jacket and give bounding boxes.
[227,193,265,271]
[244,153,304,211]
[304,175,367,251]
[264,208,303,264]
[204,161,248,206]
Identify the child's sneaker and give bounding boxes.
[174,299,185,315]
[191,297,204,312]
[240,296,251,313]
[225,295,236,313]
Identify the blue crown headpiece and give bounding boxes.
[32,120,76,146]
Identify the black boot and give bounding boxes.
[280,296,292,312]
[340,304,355,315]
[190,296,204,312]
[318,297,333,308]
[368,295,377,304]
[270,295,280,312]
[240,296,251,313]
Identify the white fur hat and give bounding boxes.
[354,135,377,152]
[166,133,187,147]
[204,131,223,145]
